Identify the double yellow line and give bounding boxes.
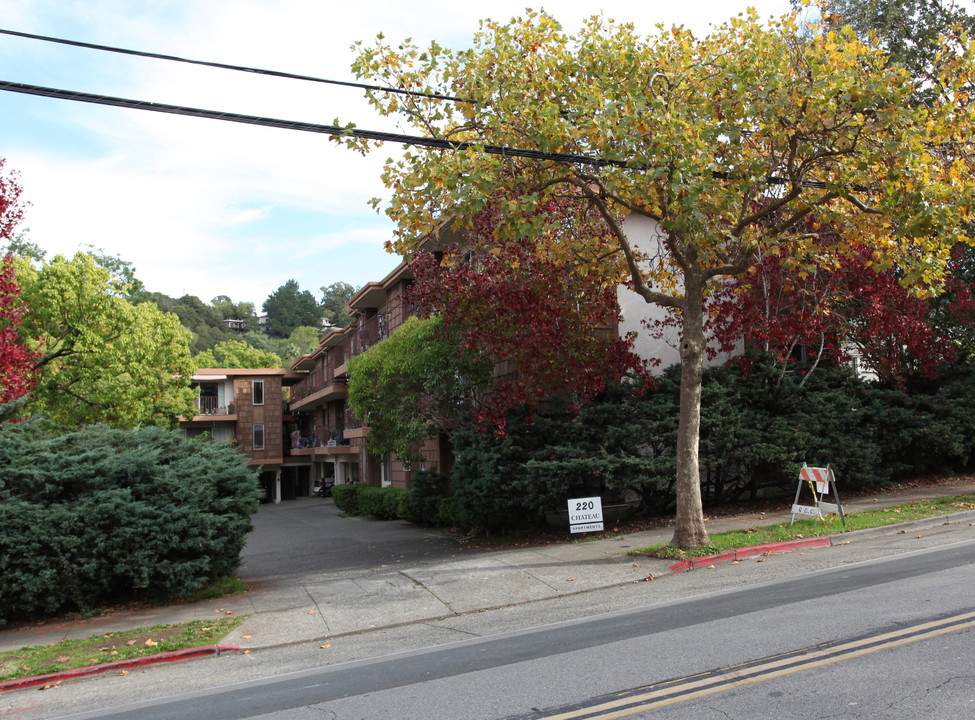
[534,609,975,720]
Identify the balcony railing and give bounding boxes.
[344,405,365,430]
[195,396,235,415]
[290,310,390,399]
[345,311,389,362]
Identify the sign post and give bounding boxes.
[790,464,846,528]
[568,496,604,534]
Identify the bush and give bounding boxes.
[354,486,400,519]
[444,357,975,533]
[333,484,413,521]
[0,418,259,622]
[331,483,360,514]
[408,469,450,526]
[448,388,670,532]
[436,496,476,531]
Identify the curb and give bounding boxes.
[666,508,975,574]
[668,537,832,573]
[0,643,239,692]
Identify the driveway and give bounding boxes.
[237,497,464,581]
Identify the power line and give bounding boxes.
[0,80,863,193]
[0,29,880,193]
[0,27,467,104]
[0,80,626,168]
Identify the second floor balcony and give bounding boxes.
[194,395,235,416]
[290,310,390,403]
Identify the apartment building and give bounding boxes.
[180,367,307,502]
[286,259,448,492]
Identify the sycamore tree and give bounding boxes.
[342,8,975,547]
[15,252,197,428]
[806,0,975,85]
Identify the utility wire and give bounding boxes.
[1,79,857,192]
[0,80,627,168]
[0,29,888,194]
[0,27,467,104]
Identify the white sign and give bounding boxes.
[791,504,821,517]
[568,496,604,533]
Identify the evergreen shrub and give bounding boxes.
[355,486,410,520]
[408,469,449,526]
[445,357,975,533]
[0,418,260,623]
[436,496,476,530]
[331,483,360,514]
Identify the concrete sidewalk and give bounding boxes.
[3,480,974,658]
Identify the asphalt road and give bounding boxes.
[44,534,975,720]
[237,497,463,580]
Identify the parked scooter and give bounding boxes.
[314,479,334,498]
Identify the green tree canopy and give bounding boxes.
[140,292,238,355]
[262,279,320,338]
[347,315,492,463]
[344,8,975,547]
[320,281,356,327]
[195,339,282,369]
[806,0,975,83]
[15,252,196,428]
[210,294,258,331]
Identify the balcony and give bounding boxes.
[291,312,390,404]
[194,396,235,417]
[347,311,389,360]
[334,311,389,376]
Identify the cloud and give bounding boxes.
[3,0,795,310]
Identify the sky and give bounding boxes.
[1,0,794,311]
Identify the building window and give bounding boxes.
[253,424,265,450]
[253,380,264,406]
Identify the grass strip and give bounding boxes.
[632,493,975,560]
[0,616,245,683]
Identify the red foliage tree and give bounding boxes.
[708,219,967,386]
[0,158,26,242]
[408,196,648,426]
[0,257,39,405]
[0,159,38,406]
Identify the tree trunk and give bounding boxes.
[671,271,710,548]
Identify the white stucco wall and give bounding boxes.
[616,215,741,372]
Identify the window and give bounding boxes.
[252,380,264,406]
[253,424,265,450]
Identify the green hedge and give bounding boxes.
[444,357,975,533]
[334,484,413,521]
[331,483,360,514]
[0,417,260,623]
